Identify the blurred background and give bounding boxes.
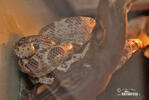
[0,0,149,100]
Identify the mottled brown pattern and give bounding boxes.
[39,16,96,44]
[14,16,96,85]
[65,17,74,24]
[47,47,65,60]
[39,48,48,53]
[39,23,55,35]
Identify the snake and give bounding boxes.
[14,16,96,84]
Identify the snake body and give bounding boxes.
[14,16,96,84]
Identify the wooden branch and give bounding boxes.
[29,38,143,100]
[131,0,149,11]
[127,16,149,59]
[93,0,136,71]
[114,39,143,72]
[29,0,137,100]
[127,16,148,38]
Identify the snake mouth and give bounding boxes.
[14,42,36,59]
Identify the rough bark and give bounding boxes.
[93,0,135,73]
[30,0,136,100]
[132,0,149,11]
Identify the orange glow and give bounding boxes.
[132,39,143,48]
[144,47,149,59]
[128,39,143,48]
[138,32,149,47]
[50,40,56,45]
[126,38,143,53]
[66,44,73,50]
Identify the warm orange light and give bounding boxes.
[127,38,143,48]
[138,32,149,47]
[144,47,149,59]
[51,40,56,45]
[66,44,73,50]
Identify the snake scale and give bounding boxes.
[14,16,96,91]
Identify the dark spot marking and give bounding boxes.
[19,59,24,66]
[17,48,19,51]
[33,44,39,50]
[46,71,56,78]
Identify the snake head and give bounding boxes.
[14,35,56,59]
[14,36,36,59]
[14,42,35,59]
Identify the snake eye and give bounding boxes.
[33,44,39,50]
